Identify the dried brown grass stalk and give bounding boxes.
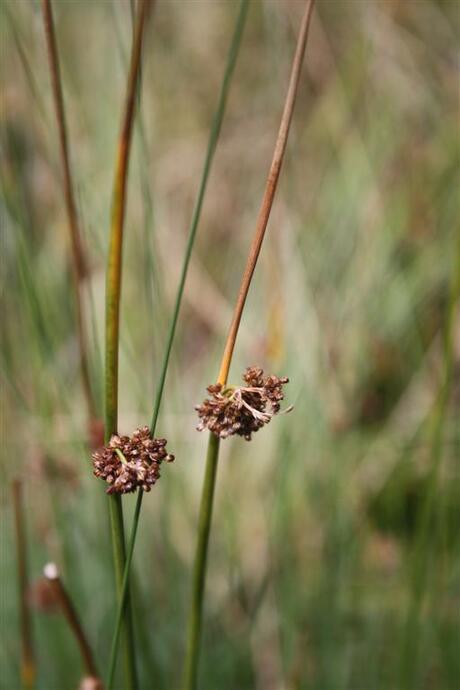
[12,480,36,689]
[43,563,101,683]
[41,0,96,423]
[217,0,316,387]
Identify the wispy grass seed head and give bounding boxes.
[92,427,174,494]
[196,366,291,440]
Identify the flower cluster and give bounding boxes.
[92,426,174,494]
[196,366,291,441]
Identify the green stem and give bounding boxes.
[182,433,220,690]
[107,495,137,690]
[105,3,249,686]
[107,493,143,690]
[104,2,150,688]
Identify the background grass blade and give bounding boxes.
[41,0,96,424]
[400,234,460,689]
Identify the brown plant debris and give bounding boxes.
[28,577,60,614]
[92,427,174,494]
[196,366,292,440]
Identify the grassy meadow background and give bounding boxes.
[1,0,459,688]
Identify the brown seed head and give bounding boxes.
[196,367,291,441]
[92,426,174,494]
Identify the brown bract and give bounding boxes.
[196,366,291,441]
[28,577,59,614]
[92,426,174,494]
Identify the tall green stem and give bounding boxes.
[104,2,151,689]
[107,495,137,690]
[182,433,220,690]
[182,2,316,688]
[107,493,142,690]
[106,1,249,686]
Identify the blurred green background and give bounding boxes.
[1,1,459,688]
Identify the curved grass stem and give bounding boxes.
[106,2,250,685]
[183,2,316,688]
[216,0,316,388]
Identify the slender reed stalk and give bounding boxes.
[182,2,316,688]
[41,0,96,423]
[12,480,35,690]
[181,433,220,689]
[400,234,460,689]
[106,3,249,686]
[43,563,101,682]
[104,2,151,689]
[105,0,151,435]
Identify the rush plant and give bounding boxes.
[103,1,151,688]
[106,2,250,685]
[183,1,316,687]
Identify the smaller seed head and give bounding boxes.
[92,426,174,494]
